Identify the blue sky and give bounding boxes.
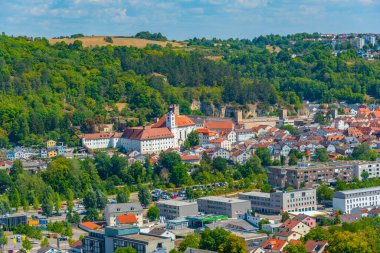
[1,0,379,40]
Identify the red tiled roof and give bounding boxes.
[118,214,138,224]
[209,138,225,143]
[181,155,199,161]
[152,115,195,128]
[305,240,328,253]
[81,132,122,140]
[281,219,301,230]
[80,222,101,230]
[262,238,287,251]
[122,126,174,140]
[204,121,234,130]
[70,240,83,248]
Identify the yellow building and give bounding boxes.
[46,140,57,148]
[48,150,58,158]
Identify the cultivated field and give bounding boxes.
[49,36,185,48]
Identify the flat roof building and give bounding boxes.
[197,196,251,218]
[239,189,317,214]
[333,186,380,214]
[268,162,354,189]
[156,200,198,220]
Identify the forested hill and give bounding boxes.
[0,34,380,146]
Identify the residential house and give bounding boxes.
[305,240,328,253]
[104,203,144,226]
[148,228,176,240]
[46,140,57,148]
[262,238,288,253]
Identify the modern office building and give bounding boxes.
[268,162,354,189]
[197,196,251,218]
[156,200,198,220]
[239,189,317,214]
[333,186,380,214]
[0,214,27,229]
[83,225,174,253]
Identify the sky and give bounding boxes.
[0,0,380,40]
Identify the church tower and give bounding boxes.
[166,105,176,130]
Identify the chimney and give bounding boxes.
[173,104,180,115]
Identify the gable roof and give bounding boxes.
[149,227,167,236]
[117,214,138,224]
[262,238,287,251]
[152,114,195,128]
[204,121,234,130]
[122,126,174,141]
[305,240,328,253]
[80,222,101,230]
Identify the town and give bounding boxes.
[2,100,380,253]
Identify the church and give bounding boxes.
[120,105,196,154]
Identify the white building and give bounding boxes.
[81,132,122,149]
[120,126,175,154]
[235,129,256,142]
[333,186,380,214]
[104,203,144,226]
[352,161,380,180]
[151,105,196,148]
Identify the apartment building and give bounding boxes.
[352,160,380,180]
[239,189,317,214]
[197,196,251,218]
[333,186,380,214]
[268,162,354,189]
[156,200,198,220]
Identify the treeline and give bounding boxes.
[134,31,168,41]
[1,34,380,145]
[0,151,271,218]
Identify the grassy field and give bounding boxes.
[49,36,185,48]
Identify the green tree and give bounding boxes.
[361,171,369,181]
[170,164,190,187]
[9,188,21,210]
[184,131,200,149]
[280,125,299,136]
[40,237,49,247]
[114,247,137,253]
[116,187,130,203]
[0,200,11,215]
[10,159,24,178]
[281,211,290,222]
[0,170,11,194]
[178,233,201,252]
[83,189,97,210]
[83,208,99,222]
[0,229,8,249]
[67,189,74,213]
[283,242,307,253]
[138,186,152,208]
[41,193,54,217]
[316,184,333,202]
[288,153,298,165]
[255,147,271,166]
[351,144,378,161]
[327,230,375,253]
[22,238,32,251]
[147,206,159,221]
[200,228,231,252]
[218,234,247,253]
[315,148,329,162]
[54,193,61,214]
[159,152,182,171]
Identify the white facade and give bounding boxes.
[166,110,196,148]
[82,134,122,149]
[353,161,380,180]
[120,137,174,154]
[333,186,380,214]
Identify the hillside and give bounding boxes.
[49,36,185,48]
[0,33,380,147]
